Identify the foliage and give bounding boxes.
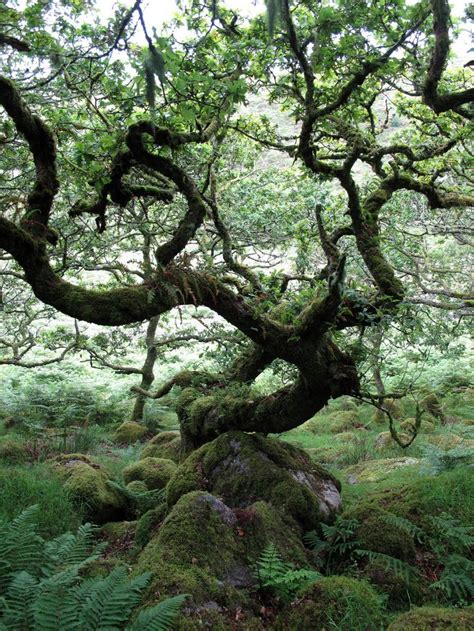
[0,506,187,630]
[421,443,474,474]
[254,542,321,602]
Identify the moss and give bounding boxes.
[113,421,148,444]
[134,503,167,548]
[421,394,446,422]
[49,455,126,523]
[362,558,423,609]
[373,398,404,423]
[400,418,435,433]
[166,431,341,530]
[123,457,177,490]
[139,431,182,462]
[126,480,148,493]
[343,457,420,483]
[0,438,28,463]
[135,491,250,608]
[356,513,416,561]
[279,576,385,631]
[387,606,474,630]
[374,431,411,450]
[305,410,361,434]
[173,609,264,631]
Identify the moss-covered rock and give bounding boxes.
[421,393,447,423]
[48,454,126,523]
[126,480,148,493]
[123,457,177,490]
[373,398,404,423]
[135,491,251,607]
[305,410,361,434]
[344,457,420,483]
[356,513,416,561]
[113,421,148,444]
[278,576,385,631]
[374,431,411,450]
[134,503,167,548]
[139,431,182,462]
[362,558,423,609]
[0,438,28,463]
[166,431,341,530]
[400,418,435,433]
[387,606,474,630]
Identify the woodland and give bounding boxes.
[0,0,473,629]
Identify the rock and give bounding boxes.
[277,576,384,631]
[374,431,411,450]
[344,457,420,483]
[387,606,474,630]
[139,431,182,462]
[356,512,416,561]
[49,453,126,523]
[420,393,447,423]
[372,398,404,423]
[123,457,177,490]
[0,438,28,463]
[134,504,168,548]
[400,418,435,433]
[305,410,361,434]
[166,431,342,530]
[113,421,148,444]
[135,490,311,611]
[362,558,423,608]
[125,480,148,493]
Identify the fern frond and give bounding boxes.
[382,513,424,544]
[355,549,415,581]
[127,594,189,631]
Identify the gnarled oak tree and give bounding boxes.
[0,0,472,451]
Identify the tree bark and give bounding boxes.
[130,316,159,422]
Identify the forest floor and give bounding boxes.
[0,387,473,629]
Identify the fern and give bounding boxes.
[354,549,415,582]
[255,543,321,602]
[430,554,474,604]
[421,443,473,474]
[107,479,166,515]
[381,513,424,544]
[0,506,187,630]
[127,594,189,631]
[304,517,360,572]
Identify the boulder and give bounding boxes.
[374,431,411,450]
[139,431,182,462]
[387,607,474,630]
[123,457,177,490]
[420,393,447,423]
[113,421,148,444]
[49,453,126,523]
[400,418,435,433]
[0,437,28,463]
[277,576,384,631]
[344,457,420,483]
[166,431,341,530]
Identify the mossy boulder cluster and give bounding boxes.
[48,453,126,523]
[387,607,474,630]
[166,430,341,530]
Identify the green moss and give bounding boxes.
[400,418,435,433]
[134,504,167,548]
[49,455,126,523]
[0,438,28,463]
[113,421,148,444]
[126,480,148,493]
[139,431,182,462]
[123,457,177,490]
[373,398,404,423]
[279,576,385,631]
[362,558,423,609]
[166,431,341,530]
[387,606,474,630]
[374,431,411,450]
[305,410,361,434]
[135,491,250,608]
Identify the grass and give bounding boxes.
[0,464,83,536]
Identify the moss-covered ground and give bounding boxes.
[0,388,472,629]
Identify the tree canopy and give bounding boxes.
[0,0,472,450]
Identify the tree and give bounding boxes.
[0,0,472,452]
